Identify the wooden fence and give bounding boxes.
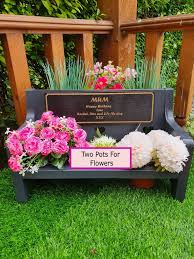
[0,0,194,126]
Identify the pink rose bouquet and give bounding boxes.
[6,112,89,175]
[86,61,137,90]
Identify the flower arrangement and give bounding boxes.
[6,111,89,175]
[117,132,153,168]
[148,130,189,173]
[6,113,189,175]
[86,61,137,90]
[116,129,189,173]
[90,135,117,147]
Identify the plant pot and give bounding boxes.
[130,179,155,189]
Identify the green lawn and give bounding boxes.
[0,163,194,259]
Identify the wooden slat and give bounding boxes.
[2,33,31,125]
[98,0,137,68]
[44,33,65,69]
[174,30,194,126]
[0,14,113,34]
[75,33,93,69]
[121,13,194,33]
[145,32,164,81]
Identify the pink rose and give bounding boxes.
[55,131,70,142]
[75,141,90,148]
[48,117,63,129]
[41,139,53,156]
[94,77,107,90]
[24,136,42,156]
[109,83,123,90]
[34,120,43,135]
[7,139,23,156]
[40,127,55,139]
[53,140,69,155]
[7,132,18,142]
[66,117,78,130]
[74,129,87,142]
[8,156,23,172]
[40,111,54,122]
[19,126,35,141]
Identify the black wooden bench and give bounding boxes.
[12,89,194,202]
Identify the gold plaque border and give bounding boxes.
[45,92,154,124]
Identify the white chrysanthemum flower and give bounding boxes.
[148,130,170,149]
[117,132,153,168]
[90,135,116,147]
[154,135,189,173]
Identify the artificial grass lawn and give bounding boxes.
[0,164,194,259]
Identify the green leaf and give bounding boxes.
[96,127,102,138]
[41,0,53,15]
[54,0,61,7]
[38,157,48,167]
[51,153,62,159]
[51,158,65,169]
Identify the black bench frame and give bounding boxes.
[11,89,194,202]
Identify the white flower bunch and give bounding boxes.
[90,135,116,147]
[117,132,153,168]
[148,130,189,173]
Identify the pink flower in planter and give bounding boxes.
[124,68,137,79]
[53,140,69,155]
[7,139,23,156]
[41,139,53,156]
[8,156,23,172]
[40,127,55,139]
[109,83,123,90]
[74,129,87,142]
[94,77,107,90]
[24,136,42,156]
[66,117,78,130]
[18,126,35,141]
[55,131,70,142]
[40,111,54,122]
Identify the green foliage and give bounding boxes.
[186,115,194,138]
[0,161,194,258]
[124,58,166,89]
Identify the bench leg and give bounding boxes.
[171,177,188,202]
[12,173,29,202]
[170,154,192,202]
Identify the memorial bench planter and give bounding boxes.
[11,88,194,202]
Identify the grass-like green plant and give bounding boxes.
[124,58,166,89]
[42,57,89,90]
[43,57,167,90]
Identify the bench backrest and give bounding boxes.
[26,89,173,140]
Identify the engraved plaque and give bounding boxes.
[45,92,154,124]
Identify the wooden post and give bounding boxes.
[98,0,137,68]
[2,33,31,125]
[75,33,94,69]
[145,32,164,82]
[174,30,194,126]
[44,33,65,69]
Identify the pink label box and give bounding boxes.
[70,147,132,169]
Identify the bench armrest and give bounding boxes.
[165,108,194,149]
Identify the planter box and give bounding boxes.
[12,89,194,202]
